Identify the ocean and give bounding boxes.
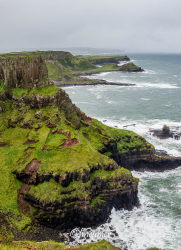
[63,53,181,250]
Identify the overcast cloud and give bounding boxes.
[0,0,181,53]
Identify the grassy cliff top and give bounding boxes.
[78,55,129,61]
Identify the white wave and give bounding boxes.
[109,167,181,250]
[134,82,179,89]
[97,72,111,77]
[106,100,116,104]
[140,98,150,101]
[74,101,89,104]
[118,61,130,66]
[142,69,156,75]
[95,94,102,99]
[86,73,179,89]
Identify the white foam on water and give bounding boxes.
[106,100,116,104]
[140,98,151,101]
[96,72,111,77]
[74,101,90,104]
[118,61,130,66]
[85,74,179,89]
[142,69,156,75]
[135,82,179,89]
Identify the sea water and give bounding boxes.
[63,53,181,250]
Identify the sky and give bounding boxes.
[0,0,181,53]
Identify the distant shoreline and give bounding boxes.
[55,80,135,88]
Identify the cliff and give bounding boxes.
[0,53,180,246]
[0,54,49,89]
[0,51,142,85]
[0,85,139,234]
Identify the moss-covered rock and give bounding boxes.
[119,62,144,72]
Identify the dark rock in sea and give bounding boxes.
[150,127,181,140]
[156,149,169,156]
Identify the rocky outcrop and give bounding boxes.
[150,127,181,140]
[100,136,181,172]
[11,88,89,127]
[18,166,138,229]
[0,55,49,89]
[119,62,144,72]
[118,151,181,171]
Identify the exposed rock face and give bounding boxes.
[118,151,181,171]
[100,137,181,172]
[11,88,88,127]
[18,164,138,229]
[0,55,49,89]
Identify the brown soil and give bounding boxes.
[56,129,70,137]
[25,159,41,173]
[83,115,93,123]
[61,138,79,148]
[18,184,31,213]
[0,141,8,146]
[18,160,41,212]
[24,140,38,145]
[57,130,80,148]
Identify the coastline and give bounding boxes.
[54,80,135,87]
[73,69,121,76]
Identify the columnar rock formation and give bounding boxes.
[0,54,49,89]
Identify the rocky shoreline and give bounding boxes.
[54,80,135,87]
[0,51,180,250]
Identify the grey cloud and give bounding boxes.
[0,0,181,53]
